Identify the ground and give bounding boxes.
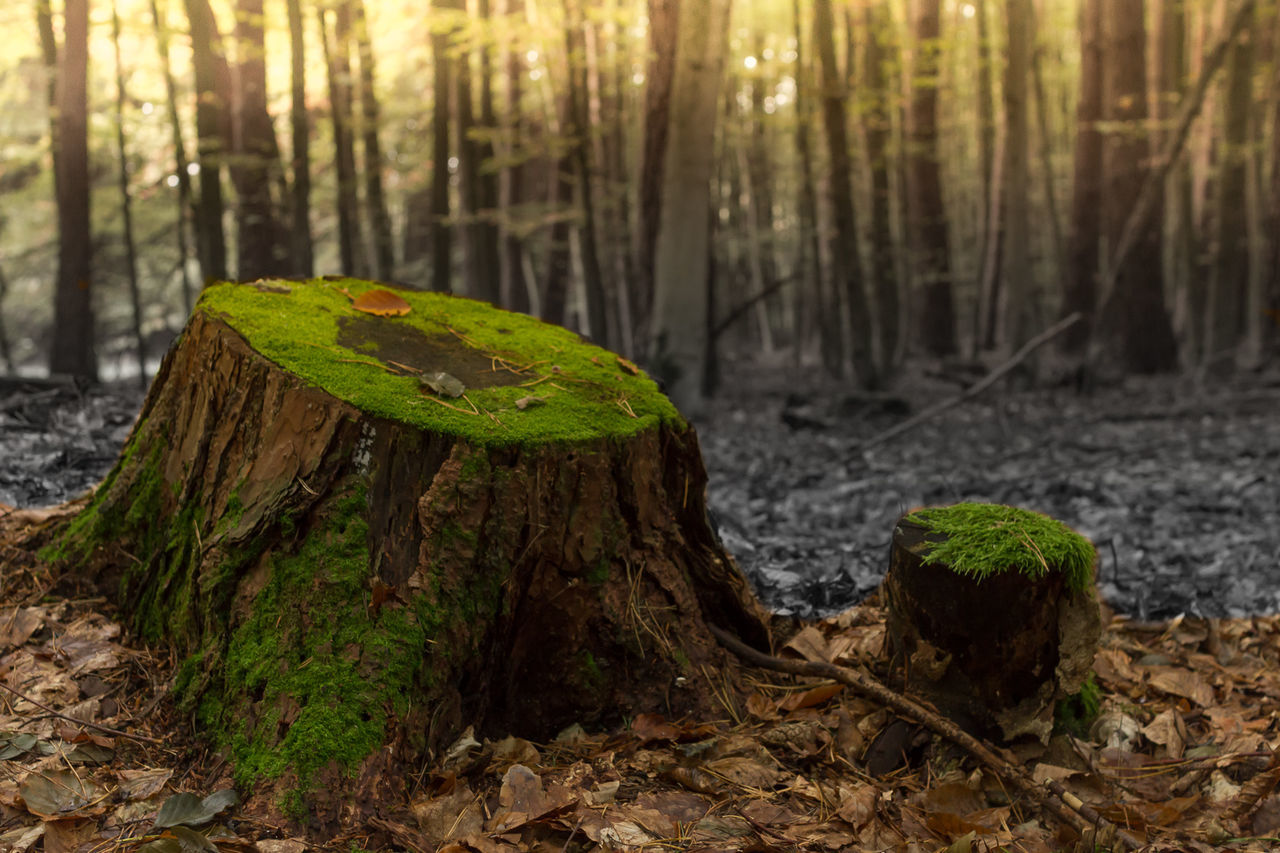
[1,359,1279,851]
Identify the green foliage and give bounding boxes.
[1054,673,1103,738]
[199,278,682,448]
[903,502,1095,592]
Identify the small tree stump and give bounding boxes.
[41,279,770,827]
[883,503,1100,742]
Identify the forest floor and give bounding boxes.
[0,361,1279,852]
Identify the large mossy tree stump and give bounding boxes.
[883,503,1101,743]
[42,278,770,826]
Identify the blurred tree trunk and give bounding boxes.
[865,2,899,376]
[231,0,288,279]
[354,0,395,281]
[455,2,497,302]
[0,262,12,372]
[648,0,732,414]
[973,0,1000,352]
[149,0,197,314]
[542,98,575,329]
[907,0,957,357]
[1099,0,1178,372]
[50,0,96,380]
[499,0,530,313]
[791,0,833,372]
[634,0,678,338]
[744,35,777,354]
[814,0,877,387]
[111,0,147,389]
[320,2,367,278]
[286,0,314,278]
[1267,5,1280,354]
[1205,4,1254,364]
[562,0,609,344]
[1031,8,1066,311]
[1154,0,1193,360]
[1061,0,1103,354]
[997,0,1031,352]
[430,0,463,292]
[599,5,636,353]
[184,0,230,284]
[471,0,502,303]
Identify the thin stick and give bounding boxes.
[851,312,1082,455]
[708,623,1141,851]
[0,680,164,745]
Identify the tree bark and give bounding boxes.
[907,0,957,357]
[813,0,878,387]
[648,0,734,413]
[499,0,531,313]
[50,0,96,380]
[44,278,769,831]
[972,0,999,353]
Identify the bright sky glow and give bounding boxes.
[961,3,976,18]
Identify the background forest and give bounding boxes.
[0,0,1277,415]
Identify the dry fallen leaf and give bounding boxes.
[351,288,411,317]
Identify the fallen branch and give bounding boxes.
[0,680,164,745]
[710,274,798,341]
[709,623,1140,851]
[849,312,1082,455]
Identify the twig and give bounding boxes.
[850,312,1082,455]
[0,680,164,745]
[710,274,799,341]
[708,623,1140,851]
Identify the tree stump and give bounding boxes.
[41,278,770,827]
[883,503,1101,743]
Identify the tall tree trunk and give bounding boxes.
[997,0,1032,352]
[813,0,877,387]
[430,0,463,292]
[648,0,733,414]
[1205,4,1255,363]
[1266,3,1280,354]
[634,0,678,338]
[1154,0,1194,360]
[231,0,288,279]
[1061,0,1103,354]
[907,0,957,356]
[865,2,899,376]
[562,0,609,343]
[50,0,96,380]
[286,0,314,277]
[744,36,778,354]
[184,0,231,284]
[1099,0,1178,372]
[542,106,575,329]
[353,0,395,281]
[499,0,530,313]
[972,0,999,353]
[320,2,367,278]
[453,3,496,302]
[791,0,833,372]
[149,0,197,314]
[1031,11,1066,314]
[111,0,147,388]
[0,261,12,373]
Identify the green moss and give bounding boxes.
[903,502,1095,592]
[198,278,682,448]
[586,557,610,586]
[1054,673,1102,738]
[198,482,435,802]
[578,650,605,692]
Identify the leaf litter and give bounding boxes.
[0,364,1278,849]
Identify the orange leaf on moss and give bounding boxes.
[352,288,411,317]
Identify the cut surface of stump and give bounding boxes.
[883,502,1100,742]
[40,278,770,828]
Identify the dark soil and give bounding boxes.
[3,363,1279,621]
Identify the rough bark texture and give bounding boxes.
[884,519,1100,743]
[44,280,769,831]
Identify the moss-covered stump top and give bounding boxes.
[900,502,1095,591]
[200,278,682,446]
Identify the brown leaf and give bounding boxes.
[351,288,411,317]
[779,682,843,712]
[616,356,640,375]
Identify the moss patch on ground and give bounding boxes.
[200,279,682,447]
[903,502,1095,592]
